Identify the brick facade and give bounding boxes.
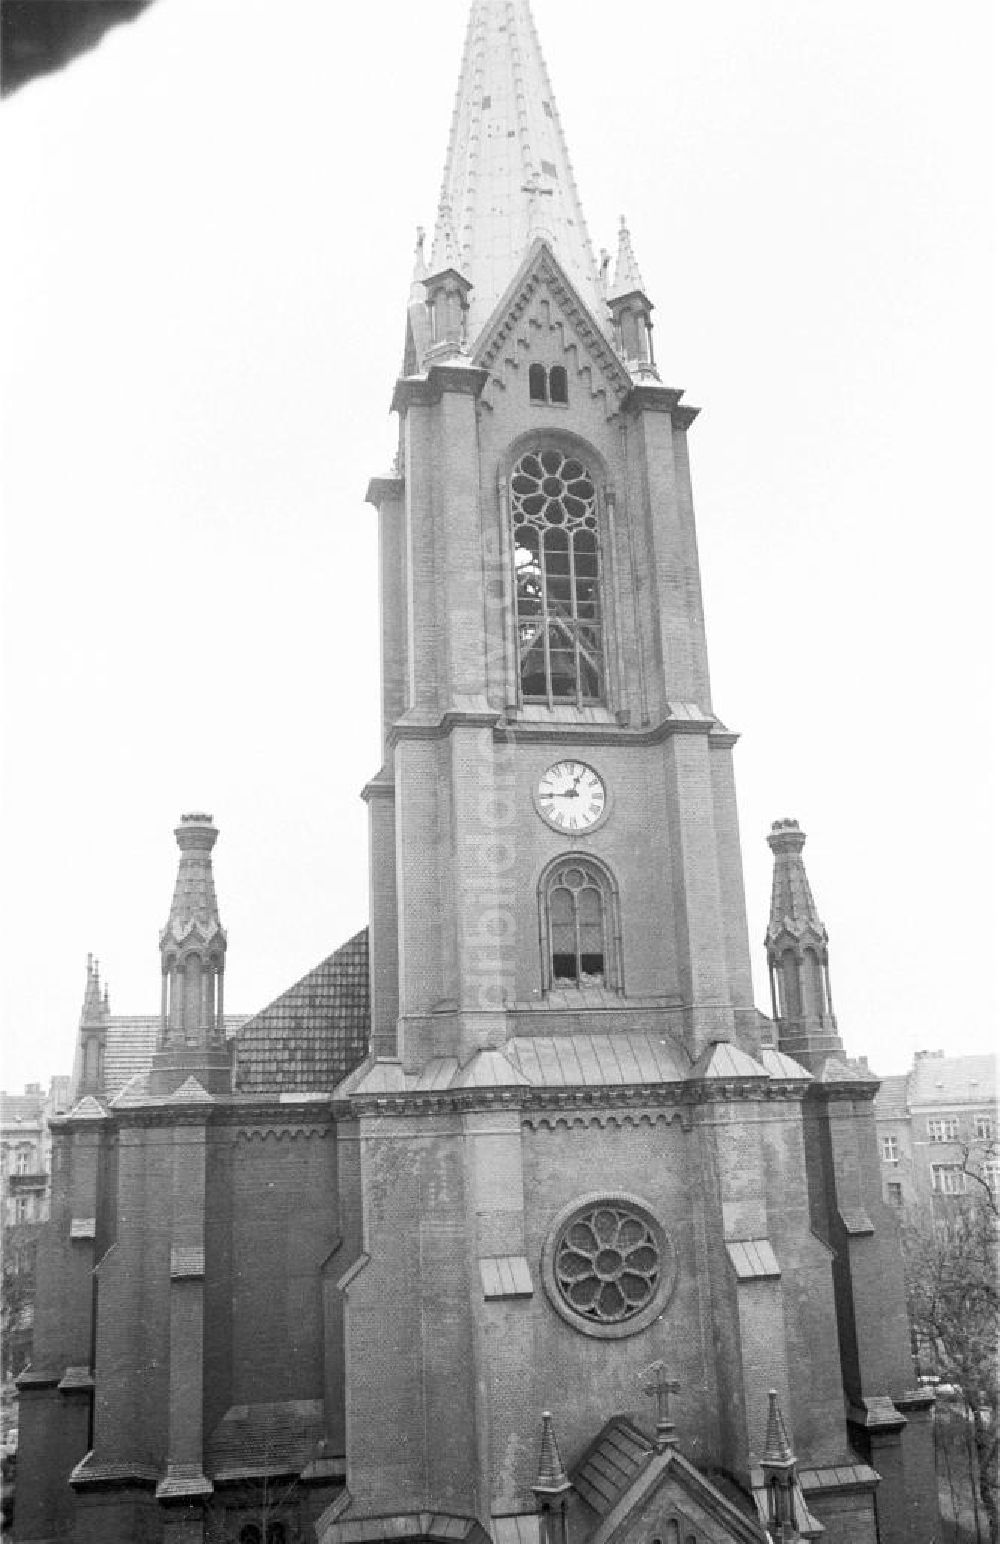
[15,3,940,1542]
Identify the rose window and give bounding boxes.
[510,447,604,706]
[541,1193,676,1339]
[554,1203,661,1324]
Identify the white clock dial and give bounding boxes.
[536,760,606,833]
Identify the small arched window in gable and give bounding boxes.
[529,363,548,402]
[541,857,622,994]
[549,365,568,403]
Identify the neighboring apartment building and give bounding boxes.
[874,1051,998,1214]
[1,1076,71,1377]
[0,1077,71,1227]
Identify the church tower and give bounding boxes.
[149,811,230,1096]
[363,0,756,1079]
[334,4,937,1544]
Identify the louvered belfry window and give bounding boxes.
[511,447,604,706]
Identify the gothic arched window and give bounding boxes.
[549,365,568,403]
[529,363,548,402]
[511,447,604,707]
[540,857,621,993]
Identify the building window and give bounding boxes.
[15,1147,32,1176]
[540,1191,677,1340]
[880,1135,899,1163]
[931,1164,966,1196]
[886,1181,904,1206]
[13,1198,28,1223]
[511,447,604,706]
[528,364,570,405]
[975,1116,993,1141]
[541,858,621,993]
[928,1119,959,1143]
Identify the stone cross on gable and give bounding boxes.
[641,1361,681,1450]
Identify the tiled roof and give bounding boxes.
[233,929,370,1095]
[104,1017,160,1100]
[207,1399,326,1478]
[572,1417,653,1516]
[874,1074,909,1120]
[0,1092,44,1126]
[102,1015,248,1101]
[909,1053,997,1108]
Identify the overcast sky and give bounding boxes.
[1,0,994,1095]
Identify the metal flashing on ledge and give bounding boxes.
[155,1462,214,1500]
[838,1207,876,1237]
[58,1366,95,1393]
[847,1395,907,1434]
[726,1239,781,1280]
[170,1245,205,1279]
[480,1255,533,1300]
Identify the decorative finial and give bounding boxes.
[533,1410,571,1494]
[641,1361,681,1450]
[610,213,646,298]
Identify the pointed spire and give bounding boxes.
[759,1391,817,1541]
[607,213,658,380]
[428,197,463,278]
[432,0,604,344]
[150,813,231,1098]
[72,955,109,1101]
[79,954,105,1029]
[161,813,225,950]
[766,819,826,940]
[533,1411,571,1495]
[762,1390,795,1469]
[765,820,843,1069]
[609,215,647,300]
[409,227,427,301]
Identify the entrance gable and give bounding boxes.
[574,1420,766,1544]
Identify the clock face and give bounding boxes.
[537,760,607,832]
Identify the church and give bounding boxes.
[15,3,938,1542]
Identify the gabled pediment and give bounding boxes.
[472,238,632,421]
[573,1419,766,1544]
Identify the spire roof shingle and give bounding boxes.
[434,0,604,343]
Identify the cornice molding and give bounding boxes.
[108,1100,336,1132]
[623,384,683,416]
[365,474,405,508]
[391,364,489,414]
[361,777,396,803]
[383,705,736,749]
[524,1107,690,1133]
[334,1077,810,1122]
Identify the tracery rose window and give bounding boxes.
[511,447,604,706]
[541,1193,676,1339]
[556,1203,659,1322]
